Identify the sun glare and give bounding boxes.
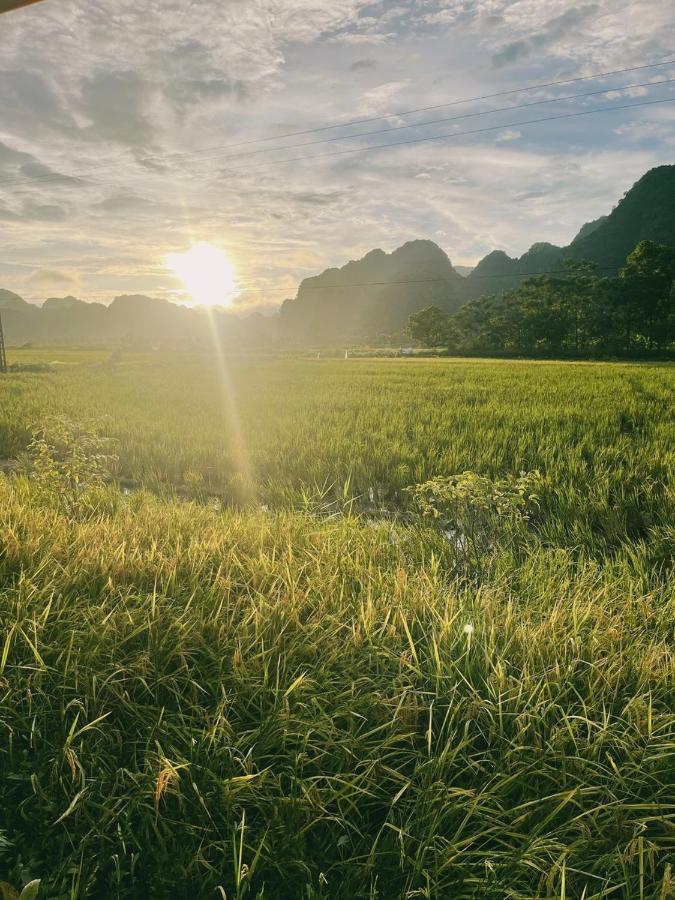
[166,242,238,307]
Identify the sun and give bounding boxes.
[166,242,238,307]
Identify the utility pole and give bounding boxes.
[0,311,7,373]
[0,0,45,369]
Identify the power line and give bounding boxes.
[1,63,674,191]
[212,94,675,175]
[162,259,620,295]
[3,74,672,188]
[154,57,675,155]
[0,262,623,301]
[148,76,675,166]
[1,76,669,192]
[4,91,674,200]
[232,266,622,296]
[0,265,624,306]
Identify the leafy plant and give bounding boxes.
[409,469,542,569]
[0,881,40,900]
[18,415,117,514]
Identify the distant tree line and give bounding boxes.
[406,241,675,358]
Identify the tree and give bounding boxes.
[618,241,675,350]
[405,243,675,359]
[406,306,452,347]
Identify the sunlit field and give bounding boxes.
[0,350,673,899]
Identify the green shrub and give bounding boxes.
[17,416,117,514]
[408,470,542,569]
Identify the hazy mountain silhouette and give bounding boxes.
[1,165,673,348]
[0,289,33,313]
[42,295,89,311]
[0,292,276,349]
[280,239,466,343]
[564,165,675,263]
[468,165,675,295]
[571,216,608,244]
[281,165,675,342]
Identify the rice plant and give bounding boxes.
[0,351,673,898]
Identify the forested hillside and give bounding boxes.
[408,240,675,357]
[467,165,675,295]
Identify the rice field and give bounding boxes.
[0,350,673,899]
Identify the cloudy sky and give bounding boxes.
[1,0,674,308]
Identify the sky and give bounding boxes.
[0,0,674,309]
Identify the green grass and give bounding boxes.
[0,351,673,898]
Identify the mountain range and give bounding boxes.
[1,164,674,348]
[0,291,276,349]
[468,165,675,293]
[280,164,675,342]
[279,239,467,343]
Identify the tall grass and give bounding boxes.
[1,355,673,522]
[0,353,673,897]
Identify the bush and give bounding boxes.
[408,470,542,570]
[17,416,118,514]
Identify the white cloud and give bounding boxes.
[26,267,81,292]
[356,80,412,116]
[495,129,521,141]
[0,0,673,305]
